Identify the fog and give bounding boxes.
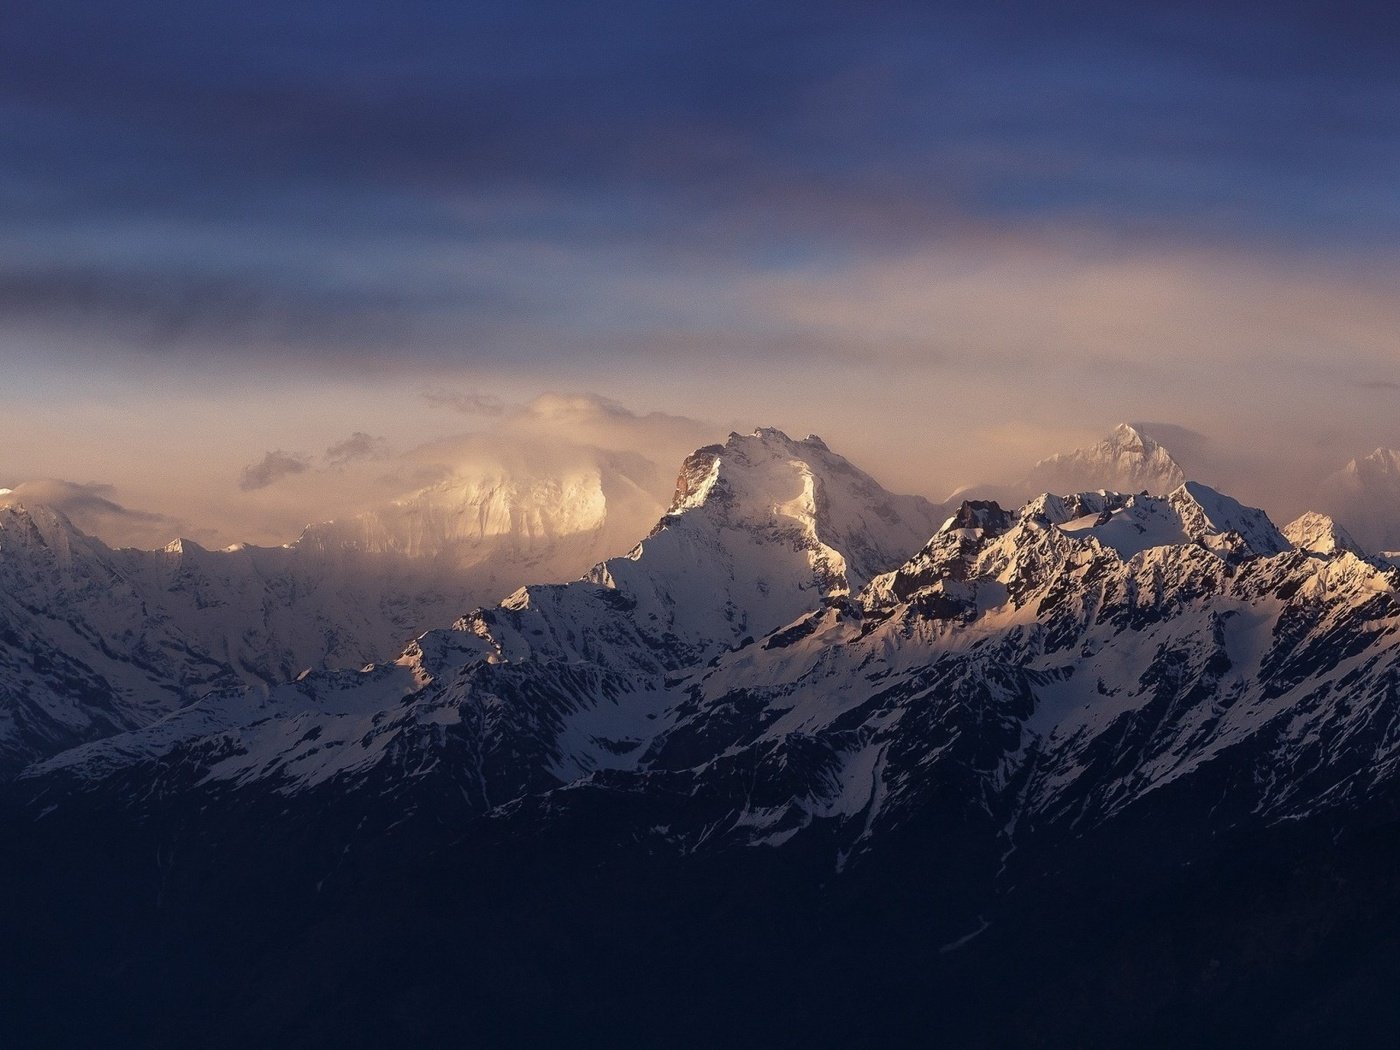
[6,234,1400,548]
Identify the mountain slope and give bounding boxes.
[0,504,466,774]
[0,444,698,775]
[14,433,1400,1047]
[19,428,944,796]
[23,468,1393,862]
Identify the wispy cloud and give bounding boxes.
[324,432,387,469]
[239,451,311,491]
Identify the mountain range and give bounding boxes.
[7,423,1400,1047]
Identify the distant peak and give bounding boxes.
[1024,422,1186,497]
[1351,448,1400,474]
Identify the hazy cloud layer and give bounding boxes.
[3,5,1400,544]
[221,392,716,548]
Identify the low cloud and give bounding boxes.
[0,479,163,522]
[0,479,186,547]
[512,392,716,457]
[239,451,311,491]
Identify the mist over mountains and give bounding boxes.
[11,415,1400,568]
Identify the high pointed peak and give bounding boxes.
[1108,421,1149,442]
[1167,482,1289,556]
[721,428,835,454]
[670,429,867,516]
[161,537,208,556]
[731,426,790,445]
[723,426,827,451]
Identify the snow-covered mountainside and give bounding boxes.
[0,447,684,775]
[17,428,944,791]
[11,428,1400,1047]
[0,504,469,775]
[1283,511,1362,555]
[18,439,1395,859]
[1315,447,1400,553]
[29,470,1388,854]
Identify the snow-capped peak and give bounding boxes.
[1166,481,1290,557]
[161,537,206,556]
[649,428,943,593]
[1283,511,1363,555]
[570,429,948,656]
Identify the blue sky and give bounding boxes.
[3,1,1399,538]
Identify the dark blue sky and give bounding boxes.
[5,0,1398,364]
[3,1,1400,529]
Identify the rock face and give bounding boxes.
[9,429,1400,1047]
